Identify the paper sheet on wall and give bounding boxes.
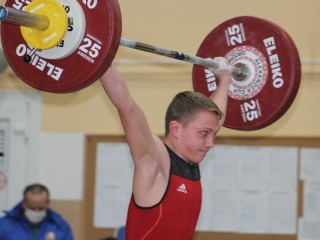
[300,148,320,181]
[200,145,239,191]
[237,191,269,233]
[197,190,238,231]
[302,182,320,221]
[237,148,269,191]
[94,186,132,228]
[298,218,320,240]
[298,148,320,240]
[268,192,297,234]
[93,142,134,228]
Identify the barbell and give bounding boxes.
[0,0,301,131]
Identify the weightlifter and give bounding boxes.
[100,57,232,239]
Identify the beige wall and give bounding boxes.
[1,0,320,239]
[1,0,320,137]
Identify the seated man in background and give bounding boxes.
[0,183,73,240]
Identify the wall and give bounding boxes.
[1,0,320,239]
[1,0,320,137]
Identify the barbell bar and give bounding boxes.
[0,5,48,30]
[0,5,247,79]
[0,0,301,131]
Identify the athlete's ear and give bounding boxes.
[169,121,182,138]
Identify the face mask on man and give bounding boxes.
[24,208,47,224]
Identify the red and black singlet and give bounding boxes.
[126,145,202,240]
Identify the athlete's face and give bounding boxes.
[176,110,220,164]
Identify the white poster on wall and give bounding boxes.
[93,142,134,228]
[93,143,299,234]
[299,148,320,240]
[197,145,298,234]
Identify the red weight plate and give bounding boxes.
[1,0,122,93]
[192,16,301,131]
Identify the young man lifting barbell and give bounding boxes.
[100,57,232,239]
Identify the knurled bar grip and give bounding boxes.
[0,6,48,30]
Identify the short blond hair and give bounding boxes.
[164,91,222,136]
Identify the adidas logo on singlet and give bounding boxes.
[177,184,187,194]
